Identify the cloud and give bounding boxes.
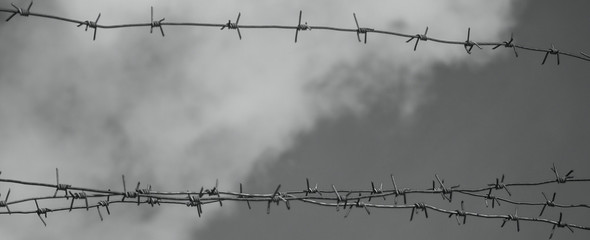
[0,0,517,239]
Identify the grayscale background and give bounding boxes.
[0,0,589,239]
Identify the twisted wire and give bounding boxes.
[0,165,589,239]
[1,4,589,64]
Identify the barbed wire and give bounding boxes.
[0,164,589,239]
[1,2,590,64]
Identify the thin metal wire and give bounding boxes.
[0,165,589,239]
[1,4,589,63]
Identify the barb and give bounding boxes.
[0,164,589,239]
[34,199,51,227]
[304,178,321,196]
[406,26,428,51]
[390,175,408,204]
[5,1,32,22]
[551,163,573,183]
[542,44,560,65]
[448,200,467,225]
[68,191,89,211]
[550,212,574,239]
[239,183,251,209]
[500,208,520,232]
[150,6,165,37]
[433,174,459,202]
[493,33,518,57]
[488,174,511,196]
[53,168,71,199]
[77,13,101,41]
[0,188,11,214]
[410,202,428,221]
[353,13,373,44]
[294,10,311,43]
[220,12,241,40]
[463,28,482,54]
[96,192,110,221]
[0,5,589,63]
[186,188,204,217]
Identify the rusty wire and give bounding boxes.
[1,2,590,64]
[0,164,589,239]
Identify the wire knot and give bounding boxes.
[506,214,518,221]
[150,7,165,37]
[186,195,202,207]
[271,192,282,204]
[405,27,429,51]
[6,2,33,21]
[187,192,204,217]
[451,205,468,225]
[304,179,322,196]
[463,28,482,54]
[352,13,372,43]
[491,33,518,57]
[488,174,512,196]
[551,163,573,183]
[68,191,90,211]
[76,13,101,41]
[449,201,468,225]
[357,27,374,34]
[136,187,151,194]
[0,193,11,214]
[96,196,111,221]
[464,40,481,54]
[433,175,459,202]
[205,188,218,196]
[146,197,161,206]
[124,191,138,198]
[224,21,238,30]
[12,2,31,16]
[501,208,521,232]
[305,187,321,195]
[220,13,242,40]
[78,20,98,31]
[297,23,311,31]
[151,19,165,31]
[542,45,561,65]
[549,212,574,239]
[414,202,426,209]
[455,210,466,217]
[56,183,71,192]
[539,192,557,216]
[368,181,386,201]
[69,191,87,199]
[484,189,501,208]
[151,20,163,28]
[410,202,429,221]
[36,207,51,216]
[97,200,110,207]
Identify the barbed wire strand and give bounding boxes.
[1,3,590,64]
[0,164,589,239]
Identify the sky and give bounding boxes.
[0,0,589,240]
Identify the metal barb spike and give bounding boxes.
[6,1,33,22]
[150,6,165,37]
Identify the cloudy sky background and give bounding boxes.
[0,0,589,239]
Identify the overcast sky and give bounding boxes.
[0,0,589,240]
